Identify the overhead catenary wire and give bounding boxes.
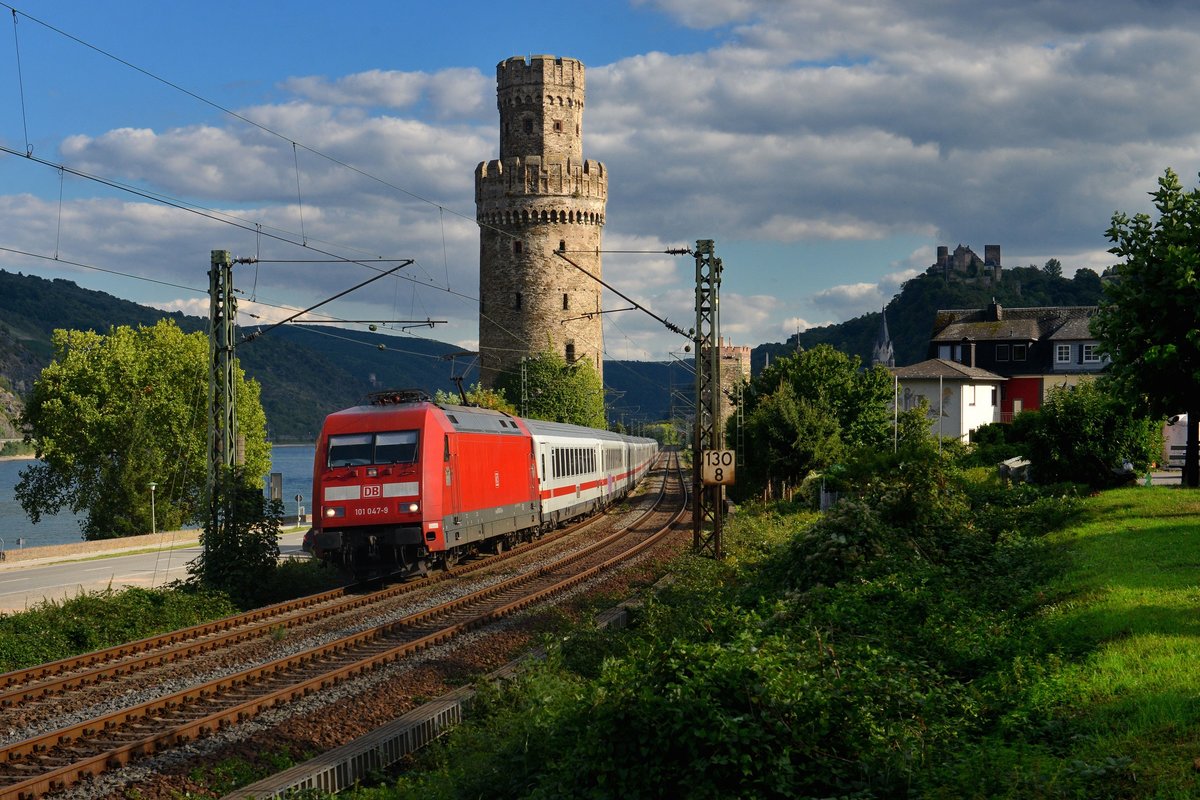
[0,3,519,245]
[0,3,696,396]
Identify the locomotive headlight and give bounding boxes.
[324,506,345,519]
[405,502,420,513]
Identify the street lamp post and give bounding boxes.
[148,482,157,535]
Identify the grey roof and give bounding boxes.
[1045,315,1095,340]
[931,305,1097,343]
[890,358,1007,382]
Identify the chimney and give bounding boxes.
[988,300,1003,321]
[961,337,976,368]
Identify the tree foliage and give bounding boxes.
[734,344,893,496]
[188,468,282,607]
[16,321,270,539]
[495,350,606,428]
[1024,380,1161,488]
[434,382,517,414]
[1094,168,1200,485]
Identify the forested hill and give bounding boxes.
[753,264,1106,372]
[0,270,473,440]
[0,264,1108,438]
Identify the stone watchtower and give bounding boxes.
[475,55,607,388]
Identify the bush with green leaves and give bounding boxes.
[1024,380,1161,488]
[188,467,284,607]
[0,586,237,672]
[374,449,1096,800]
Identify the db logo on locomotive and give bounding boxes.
[362,485,383,498]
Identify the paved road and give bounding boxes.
[0,531,309,614]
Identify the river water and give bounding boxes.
[0,444,316,549]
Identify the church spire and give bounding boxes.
[872,307,895,367]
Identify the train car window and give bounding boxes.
[375,431,418,464]
[327,434,373,467]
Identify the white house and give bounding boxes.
[891,358,1007,442]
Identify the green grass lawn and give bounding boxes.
[1006,487,1200,798]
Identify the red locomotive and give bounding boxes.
[308,391,657,575]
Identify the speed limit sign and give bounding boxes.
[701,449,736,486]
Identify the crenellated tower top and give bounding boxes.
[496,55,586,163]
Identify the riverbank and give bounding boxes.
[0,529,201,568]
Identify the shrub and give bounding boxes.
[1024,380,1161,488]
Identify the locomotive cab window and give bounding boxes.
[327,430,419,467]
[375,431,419,464]
[327,434,373,467]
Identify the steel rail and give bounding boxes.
[0,502,609,709]
[0,455,680,800]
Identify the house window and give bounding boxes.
[1083,344,1102,363]
[991,388,998,406]
[553,120,563,132]
[566,342,576,362]
[996,345,1010,362]
[558,239,566,252]
[523,118,534,134]
[968,385,976,406]
[563,293,569,310]
[514,292,522,310]
[1056,344,1072,363]
[1012,344,1027,361]
[513,240,522,255]
[938,344,952,359]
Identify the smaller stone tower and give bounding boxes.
[475,55,607,388]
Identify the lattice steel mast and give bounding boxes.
[692,240,724,558]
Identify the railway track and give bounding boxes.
[0,482,636,714]
[0,452,684,800]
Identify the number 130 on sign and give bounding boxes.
[701,450,736,486]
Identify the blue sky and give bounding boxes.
[4,0,1200,365]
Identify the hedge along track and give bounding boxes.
[0,452,683,800]
[0,468,655,713]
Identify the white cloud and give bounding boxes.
[11,1,1200,361]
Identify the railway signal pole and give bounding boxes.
[692,240,725,559]
[208,249,239,516]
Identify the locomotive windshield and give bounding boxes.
[327,430,419,467]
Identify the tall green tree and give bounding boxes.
[16,320,270,538]
[1094,168,1200,486]
[734,344,893,496]
[496,350,606,428]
